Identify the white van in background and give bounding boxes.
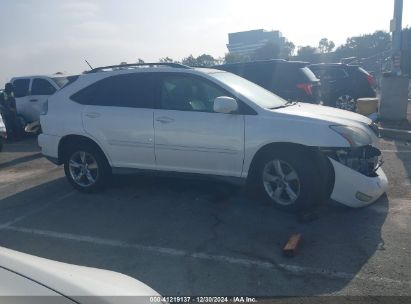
[11,75,77,123]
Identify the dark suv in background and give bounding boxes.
[214,60,321,104]
[308,63,376,111]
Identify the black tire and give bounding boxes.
[63,143,111,193]
[251,147,329,213]
[335,94,356,111]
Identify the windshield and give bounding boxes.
[211,72,287,109]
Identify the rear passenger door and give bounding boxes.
[72,73,158,169]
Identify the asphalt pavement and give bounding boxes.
[0,136,410,296]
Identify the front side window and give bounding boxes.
[160,75,228,113]
[32,79,56,95]
[12,79,30,98]
[71,73,158,108]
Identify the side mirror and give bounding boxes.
[213,96,238,114]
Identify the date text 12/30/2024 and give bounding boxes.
[150,297,257,303]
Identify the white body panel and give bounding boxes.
[82,106,155,169]
[154,109,244,176]
[330,159,389,208]
[0,246,159,298]
[38,67,388,208]
[11,76,60,123]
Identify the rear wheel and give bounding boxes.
[253,148,329,213]
[64,144,111,193]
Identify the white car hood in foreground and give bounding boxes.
[0,247,159,300]
[274,102,372,127]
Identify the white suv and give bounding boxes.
[38,63,388,212]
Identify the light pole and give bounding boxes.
[379,0,408,121]
[391,0,403,75]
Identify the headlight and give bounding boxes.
[330,125,372,147]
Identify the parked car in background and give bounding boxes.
[0,246,160,302]
[38,63,388,213]
[0,110,6,151]
[11,74,78,123]
[308,63,376,111]
[214,60,321,104]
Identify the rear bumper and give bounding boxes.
[330,158,388,208]
[38,133,61,163]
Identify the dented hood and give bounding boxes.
[273,102,372,127]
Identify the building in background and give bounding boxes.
[227,29,285,56]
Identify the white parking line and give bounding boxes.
[2,225,410,287]
[380,150,411,153]
[0,191,75,228]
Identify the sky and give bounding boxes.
[1,0,410,87]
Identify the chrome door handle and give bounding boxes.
[85,112,101,118]
[156,117,174,124]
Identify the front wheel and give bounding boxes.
[253,149,329,213]
[64,144,111,193]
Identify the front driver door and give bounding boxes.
[154,73,245,177]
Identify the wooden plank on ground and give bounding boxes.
[283,234,302,257]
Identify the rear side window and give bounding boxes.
[316,68,348,80]
[32,79,56,95]
[71,73,158,108]
[12,79,30,98]
[274,64,301,87]
[242,63,275,90]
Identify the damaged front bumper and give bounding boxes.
[323,146,389,208]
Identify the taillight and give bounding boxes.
[296,83,313,95]
[366,74,374,87]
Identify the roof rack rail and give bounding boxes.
[87,62,191,73]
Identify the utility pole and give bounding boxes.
[379,0,408,121]
[391,0,403,75]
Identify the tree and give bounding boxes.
[159,57,175,63]
[181,55,198,66]
[280,41,296,58]
[195,54,218,67]
[137,58,145,64]
[224,52,249,64]
[318,38,335,53]
[181,54,218,67]
[296,46,318,62]
[333,31,391,61]
[252,42,280,60]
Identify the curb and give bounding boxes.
[379,127,411,141]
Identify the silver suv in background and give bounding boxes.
[11,74,77,123]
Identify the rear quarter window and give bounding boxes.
[71,73,159,108]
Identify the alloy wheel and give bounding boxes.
[68,151,99,187]
[336,95,356,112]
[262,160,301,206]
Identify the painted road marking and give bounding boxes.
[2,225,410,287]
[0,191,75,228]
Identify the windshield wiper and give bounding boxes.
[269,100,298,110]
